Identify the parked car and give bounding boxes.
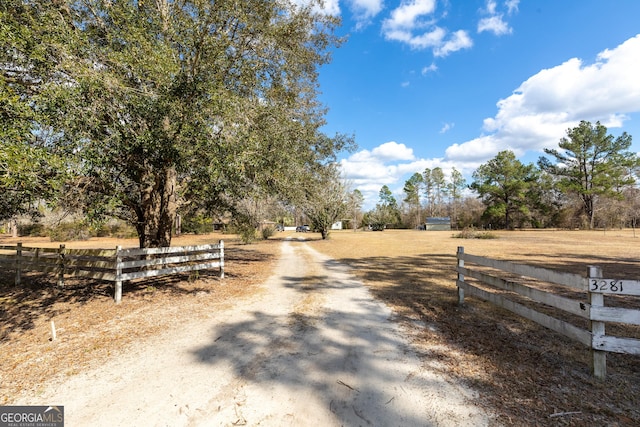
[275,224,284,232]
[296,225,310,232]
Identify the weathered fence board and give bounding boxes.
[590,306,640,325]
[120,244,221,257]
[460,252,587,290]
[120,252,220,270]
[459,266,590,319]
[457,280,592,347]
[0,241,224,303]
[593,335,640,355]
[121,261,222,281]
[456,247,640,380]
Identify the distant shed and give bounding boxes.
[425,217,451,231]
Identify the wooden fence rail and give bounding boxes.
[0,241,224,303]
[456,246,640,380]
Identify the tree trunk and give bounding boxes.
[583,194,595,229]
[135,166,177,248]
[11,218,18,238]
[505,206,510,230]
[321,228,329,239]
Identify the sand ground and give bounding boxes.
[20,238,490,426]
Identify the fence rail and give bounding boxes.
[456,246,640,379]
[0,241,224,303]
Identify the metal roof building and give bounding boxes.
[425,217,451,231]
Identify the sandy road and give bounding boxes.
[23,239,491,426]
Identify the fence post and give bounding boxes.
[457,246,464,305]
[115,246,123,303]
[219,240,224,279]
[15,242,22,286]
[57,244,65,288]
[588,265,606,380]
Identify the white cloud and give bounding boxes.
[485,0,498,15]
[477,0,514,35]
[505,0,520,15]
[422,63,438,75]
[385,0,437,29]
[434,30,473,57]
[478,15,512,35]
[445,34,640,165]
[372,141,415,161]
[381,0,472,56]
[347,0,384,29]
[440,122,454,133]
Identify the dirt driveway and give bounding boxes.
[22,239,491,426]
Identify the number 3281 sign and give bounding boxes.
[590,279,640,296]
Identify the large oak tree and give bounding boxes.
[41,0,347,247]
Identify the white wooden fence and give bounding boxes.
[0,241,224,303]
[456,246,640,379]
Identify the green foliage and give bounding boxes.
[538,121,638,229]
[448,167,466,201]
[403,172,424,228]
[0,141,67,221]
[403,172,423,206]
[182,214,214,235]
[0,1,72,221]
[379,185,398,209]
[261,226,275,240]
[368,185,401,229]
[236,223,257,244]
[470,150,538,229]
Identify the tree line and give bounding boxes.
[364,121,639,230]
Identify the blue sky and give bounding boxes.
[312,0,640,208]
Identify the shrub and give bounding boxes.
[18,222,47,237]
[49,221,93,241]
[236,223,257,244]
[95,221,137,238]
[107,222,137,238]
[453,227,498,240]
[475,231,498,239]
[261,226,275,240]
